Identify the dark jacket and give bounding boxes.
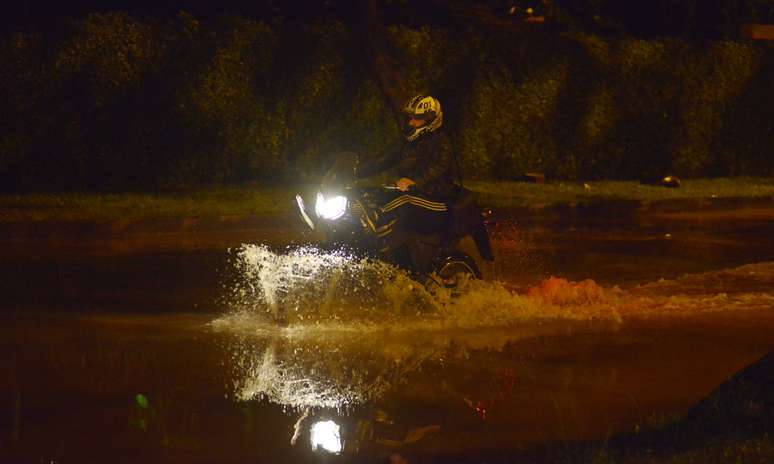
[356,130,459,199]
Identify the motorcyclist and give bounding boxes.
[355,95,460,265]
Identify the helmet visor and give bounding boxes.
[404,111,434,122]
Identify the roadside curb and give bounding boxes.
[483,195,774,220]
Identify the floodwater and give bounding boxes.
[1,201,774,463]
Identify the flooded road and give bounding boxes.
[1,203,774,462]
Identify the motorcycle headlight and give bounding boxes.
[310,420,342,454]
[315,193,348,221]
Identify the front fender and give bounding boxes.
[295,195,316,230]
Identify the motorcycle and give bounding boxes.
[294,152,494,294]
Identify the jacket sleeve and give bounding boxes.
[355,139,403,179]
[412,135,453,190]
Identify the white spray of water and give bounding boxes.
[223,244,626,330]
[227,244,441,324]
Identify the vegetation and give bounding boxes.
[0,12,772,191]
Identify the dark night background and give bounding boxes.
[1,1,773,191]
[5,1,773,36]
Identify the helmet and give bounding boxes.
[401,95,443,142]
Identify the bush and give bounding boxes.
[176,16,278,184]
[453,29,771,181]
[0,13,772,191]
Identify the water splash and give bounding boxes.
[226,244,438,324]
[221,245,774,332]
[223,244,624,330]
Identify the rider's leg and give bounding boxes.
[373,194,450,260]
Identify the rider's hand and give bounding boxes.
[396,178,416,192]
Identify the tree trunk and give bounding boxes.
[358,0,410,126]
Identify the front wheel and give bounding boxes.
[424,252,481,301]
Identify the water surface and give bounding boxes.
[2,206,773,462]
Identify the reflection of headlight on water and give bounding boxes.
[310,420,342,453]
[315,193,348,220]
